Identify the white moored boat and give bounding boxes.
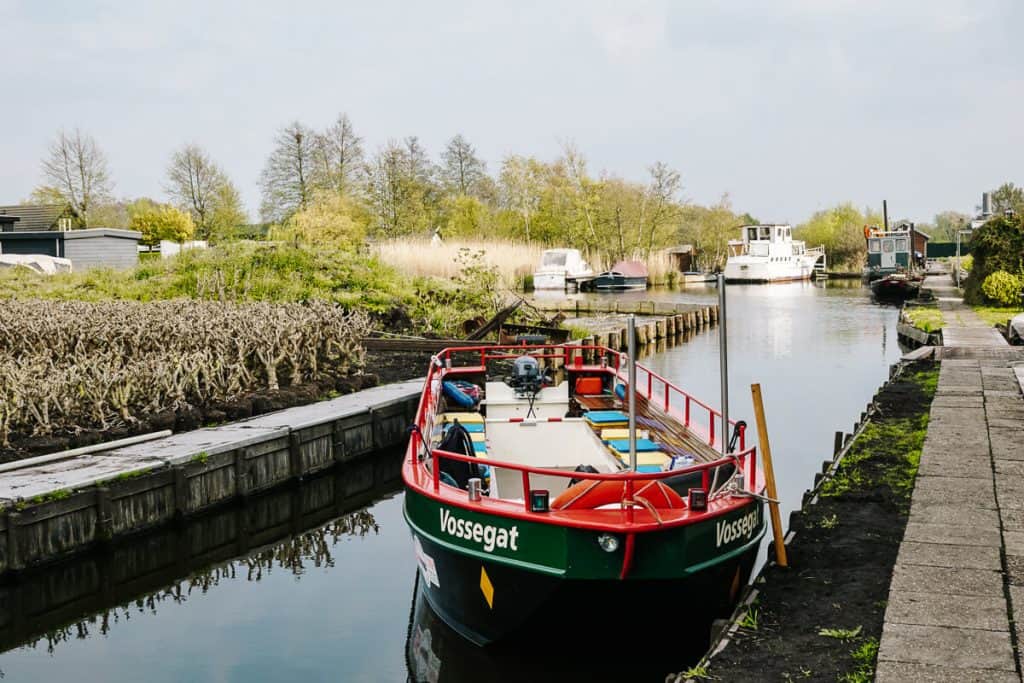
[532,248,594,290]
[724,224,825,283]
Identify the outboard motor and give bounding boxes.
[508,355,543,397]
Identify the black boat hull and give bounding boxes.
[410,526,760,647]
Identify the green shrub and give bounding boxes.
[964,215,1024,303]
[960,254,973,272]
[981,271,1023,306]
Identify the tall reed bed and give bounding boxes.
[0,300,370,446]
[373,239,545,289]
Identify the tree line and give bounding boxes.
[29,120,1023,270]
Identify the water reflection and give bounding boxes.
[0,453,400,658]
[404,575,708,683]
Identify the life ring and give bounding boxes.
[552,479,686,510]
[863,225,872,239]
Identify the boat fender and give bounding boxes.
[614,383,626,401]
[442,381,478,410]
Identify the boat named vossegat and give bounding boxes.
[402,344,766,646]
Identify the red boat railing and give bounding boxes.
[422,444,758,513]
[427,344,745,452]
[406,344,761,525]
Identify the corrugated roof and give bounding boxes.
[0,204,73,232]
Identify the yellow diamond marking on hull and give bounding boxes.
[480,567,494,609]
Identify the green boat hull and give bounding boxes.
[404,491,765,645]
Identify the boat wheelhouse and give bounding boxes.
[532,248,594,290]
[864,224,916,280]
[403,344,766,646]
[864,223,924,300]
[724,224,825,283]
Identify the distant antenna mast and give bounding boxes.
[883,200,889,232]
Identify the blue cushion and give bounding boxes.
[585,410,628,424]
[444,422,484,433]
[473,441,487,453]
[606,438,661,452]
[637,464,663,473]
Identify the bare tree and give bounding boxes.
[165,144,231,237]
[637,161,682,255]
[40,129,113,227]
[560,141,599,243]
[259,122,317,222]
[498,155,542,241]
[366,137,437,236]
[441,134,486,196]
[313,113,364,196]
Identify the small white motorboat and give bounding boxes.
[533,248,594,290]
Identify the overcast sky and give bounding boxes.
[3,0,1021,224]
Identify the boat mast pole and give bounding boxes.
[627,314,638,471]
[718,273,729,454]
[883,199,889,232]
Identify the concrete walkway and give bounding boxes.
[878,277,1024,681]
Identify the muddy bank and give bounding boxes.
[693,362,938,682]
[366,349,431,384]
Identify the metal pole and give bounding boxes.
[882,199,889,232]
[627,315,637,471]
[717,273,729,454]
[955,230,960,288]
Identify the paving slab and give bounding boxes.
[990,428,1024,460]
[930,396,986,408]
[885,591,1010,630]
[876,661,1019,682]
[878,622,1016,671]
[910,478,997,509]
[918,459,994,479]
[901,522,1002,547]
[1002,530,1024,556]
[889,564,1005,597]
[908,503,1000,528]
[999,508,1024,532]
[896,541,1003,571]
[995,459,1024,476]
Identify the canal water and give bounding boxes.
[0,280,902,682]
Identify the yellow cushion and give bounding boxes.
[470,432,486,442]
[441,412,484,424]
[610,449,669,467]
[600,428,649,441]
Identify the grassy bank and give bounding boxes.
[696,363,938,683]
[971,304,1023,328]
[903,304,944,334]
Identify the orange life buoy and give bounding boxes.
[863,225,872,240]
[552,479,686,511]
